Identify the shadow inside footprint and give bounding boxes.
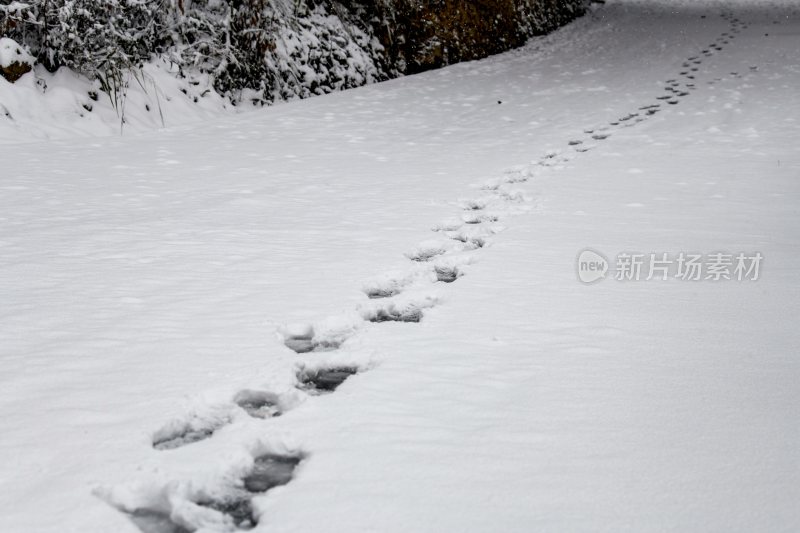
[198,498,256,530]
[447,232,486,249]
[243,454,302,493]
[282,324,345,354]
[283,330,315,353]
[299,367,359,393]
[152,422,220,451]
[364,286,401,299]
[435,265,461,283]
[234,390,282,419]
[370,306,423,323]
[405,246,447,262]
[128,509,190,533]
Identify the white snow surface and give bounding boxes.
[1,1,799,532]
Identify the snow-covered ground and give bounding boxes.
[2,0,799,532]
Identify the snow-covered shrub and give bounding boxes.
[0,0,586,106]
[162,0,276,102]
[2,1,163,75]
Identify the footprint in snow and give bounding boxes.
[446,229,487,249]
[462,212,499,225]
[281,318,357,354]
[298,367,359,394]
[434,264,462,283]
[592,133,610,141]
[493,187,527,203]
[360,291,438,324]
[195,452,303,528]
[121,448,304,531]
[362,300,425,323]
[501,166,530,183]
[126,509,190,533]
[431,217,465,232]
[282,323,317,353]
[480,179,502,192]
[234,390,283,419]
[405,240,450,262]
[459,197,491,211]
[152,413,229,451]
[242,453,303,493]
[197,498,257,530]
[362,269,421,299]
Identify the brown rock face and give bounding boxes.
[1,60,32,83]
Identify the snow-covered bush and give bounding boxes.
[2,1,163,77]
[0,0,585,106]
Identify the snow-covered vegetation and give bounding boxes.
[0,0,585,140]
[0,0,585,103]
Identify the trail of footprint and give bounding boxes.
[121,9,757,530]
[560,10,746,157]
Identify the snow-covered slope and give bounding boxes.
[1,1,798,532]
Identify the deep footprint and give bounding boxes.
[283,324,316,353]
[299,367,359,393]
[152,417,225,451]
[234,390,282,419]
[447,231,486,249]
[127,509,190,533]
[197,498,256,530]
[434,265,462,283]
[369,305,423,323]
[243,454,302,493]
[364,286,401,299]
[405,242,448,262]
